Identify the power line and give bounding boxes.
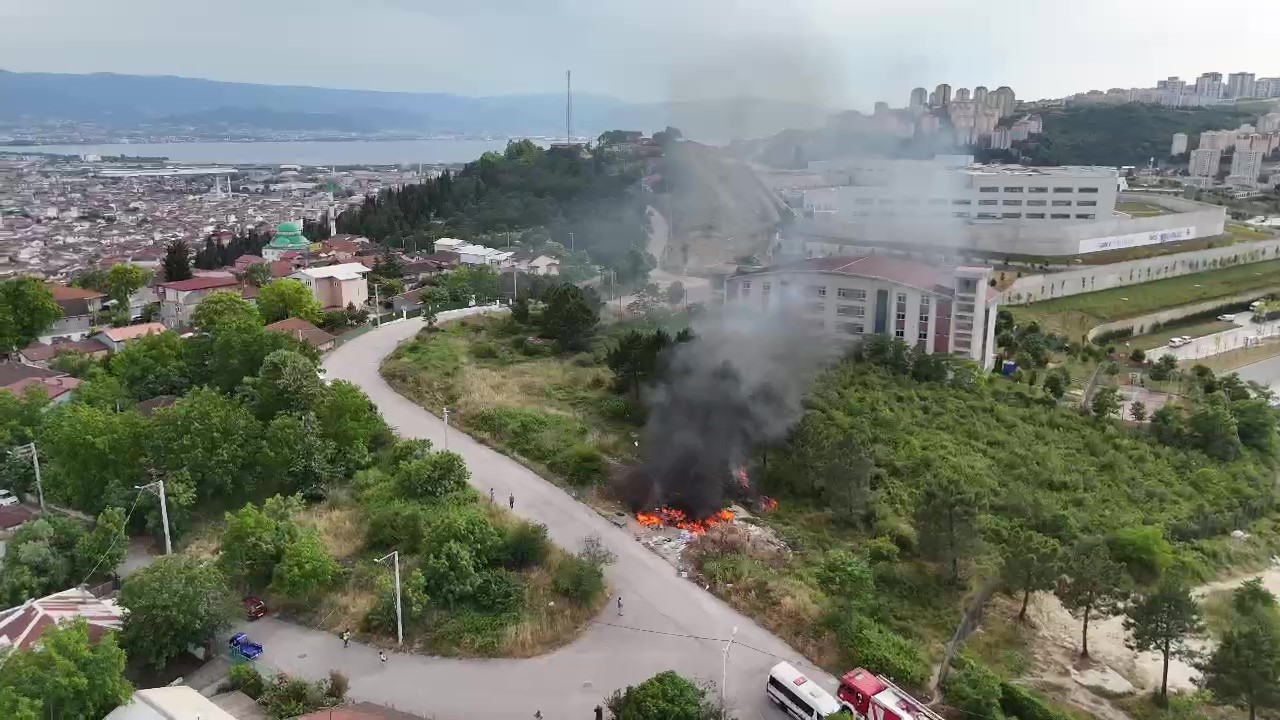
[75,489,146,589]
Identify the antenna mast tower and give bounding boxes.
[566,70,573,144]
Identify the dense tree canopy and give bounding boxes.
[118,556,237,670]
[0,618,132,720]
[0,277,61,352]
[256,278,323,325]
[336,140,648,272]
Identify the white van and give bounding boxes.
[767,662,842,719]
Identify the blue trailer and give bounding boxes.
[229,632,263,661]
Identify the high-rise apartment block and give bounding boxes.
[1259,113,1280,134]
[1170,133,1188,156]
[954,88,971,102]
[973,86,989,106]
[1199,129,1232,151]
[1256,78,1280,98]
[934,83,952,106]
[1228,72,1257,98]
[1189,148,1222,178]
[990,86,1016,117]
[1229,150,1265,187]
[909,87,928,107]
[1195,72,1225,98]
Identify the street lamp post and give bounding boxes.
[721,626,738,709]
[13,443,45,513]
[442,407,451,450]
[134,480,173,555]
[376,550,404,646]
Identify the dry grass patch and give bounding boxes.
[299,501,363,561]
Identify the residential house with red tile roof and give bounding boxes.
[154,276,243,329]
[19,337,111,366]
[266,317,337,352]
[0,588,123,651]
[41,285,105,343]
[94,322,168,352]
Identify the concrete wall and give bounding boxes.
[1002,237,1280,305]
[1085,288,1264,341]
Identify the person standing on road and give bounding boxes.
[341,629,351,648]
[508,493,515,510]
[489,487,495,503]
[617,596,623,616]
[379,651,387,665]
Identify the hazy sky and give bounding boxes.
[3,0,1278,110]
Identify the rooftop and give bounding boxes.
[99,322,167,343]
[157,276,241,292]
[294,262,371,280]
[266,317,337,349]
[962,164,1119,178]
[738,256,961,295]
[0,587,123,651]
[104,686,238,720]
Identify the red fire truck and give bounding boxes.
[836,668,945,720]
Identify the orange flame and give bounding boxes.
[760,496,778,512]
[635,507,736,534]
[734,466,750,489]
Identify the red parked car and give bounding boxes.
[243,596,268,620]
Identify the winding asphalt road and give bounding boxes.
[236,307,828,719]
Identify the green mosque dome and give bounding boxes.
[269,221,309,250]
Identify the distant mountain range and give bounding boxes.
[0,70,830,141]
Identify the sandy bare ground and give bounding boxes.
[1021,558,1280,717]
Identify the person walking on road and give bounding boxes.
[489,487,495,503]
[379,651,387,665]
[341,629,351,648]
[617,596,623,617]
[508,493,515,510]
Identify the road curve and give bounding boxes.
[246,308,827,718]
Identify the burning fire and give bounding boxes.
[734,465,750,489]
[636,507,736,534]
[760,495,778,512]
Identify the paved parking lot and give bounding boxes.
[1151,315,1280,362]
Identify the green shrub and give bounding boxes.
[864,536,901,565]
[503,522,551,570]
[471,340,500,359]
[551,444,609,486]
[364,501,427,553]
[553,555,606,606]
[942,658,1005,720]
[832,615,930,691]
[259,674,328,719]
[430,608,512,655]
[998,682,1074,720]
[228,663,265,699]
[473,569,526,615]
[596,395,636,422]
[468,407,585,466]
[1106,526,1174,585]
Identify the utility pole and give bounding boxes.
[442,407,451,450]
[135,480,173,555]
[721,626,738,710]
[13,443,45,513]
[568,232,575,252]
[373,282,380,326]
[566,70,573,144]
[376,551,404,646]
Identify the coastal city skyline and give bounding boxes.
[3,0,1279,108]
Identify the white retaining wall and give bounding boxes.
[1002,238,1280,305]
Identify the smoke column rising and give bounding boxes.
[621,301,841,517]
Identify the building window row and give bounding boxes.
[1027,199,1047,206]
[837,304,866,317]
[836,321,864,335]
[1078,187,1099,193]
[979,186,999,192]
[837,288,866,300]
[979,199,998,206]
[1078,200,1097,207]
[812,285,827,297]
[1028,186,1048,193]
[1051,213,1070,219]
[1002,186,1023,193]
[1053,187,1074,193]
[1004,199,1022,206]
[1051,200,1072,207]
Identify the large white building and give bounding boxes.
[803,161,1119,226]
[723,257,998,369]
[1227,72,1256,98]
[791,156,1226,257]
[1229,150,1266,188]
[1171,133,1188,156]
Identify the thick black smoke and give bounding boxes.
[620,303,840,518]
